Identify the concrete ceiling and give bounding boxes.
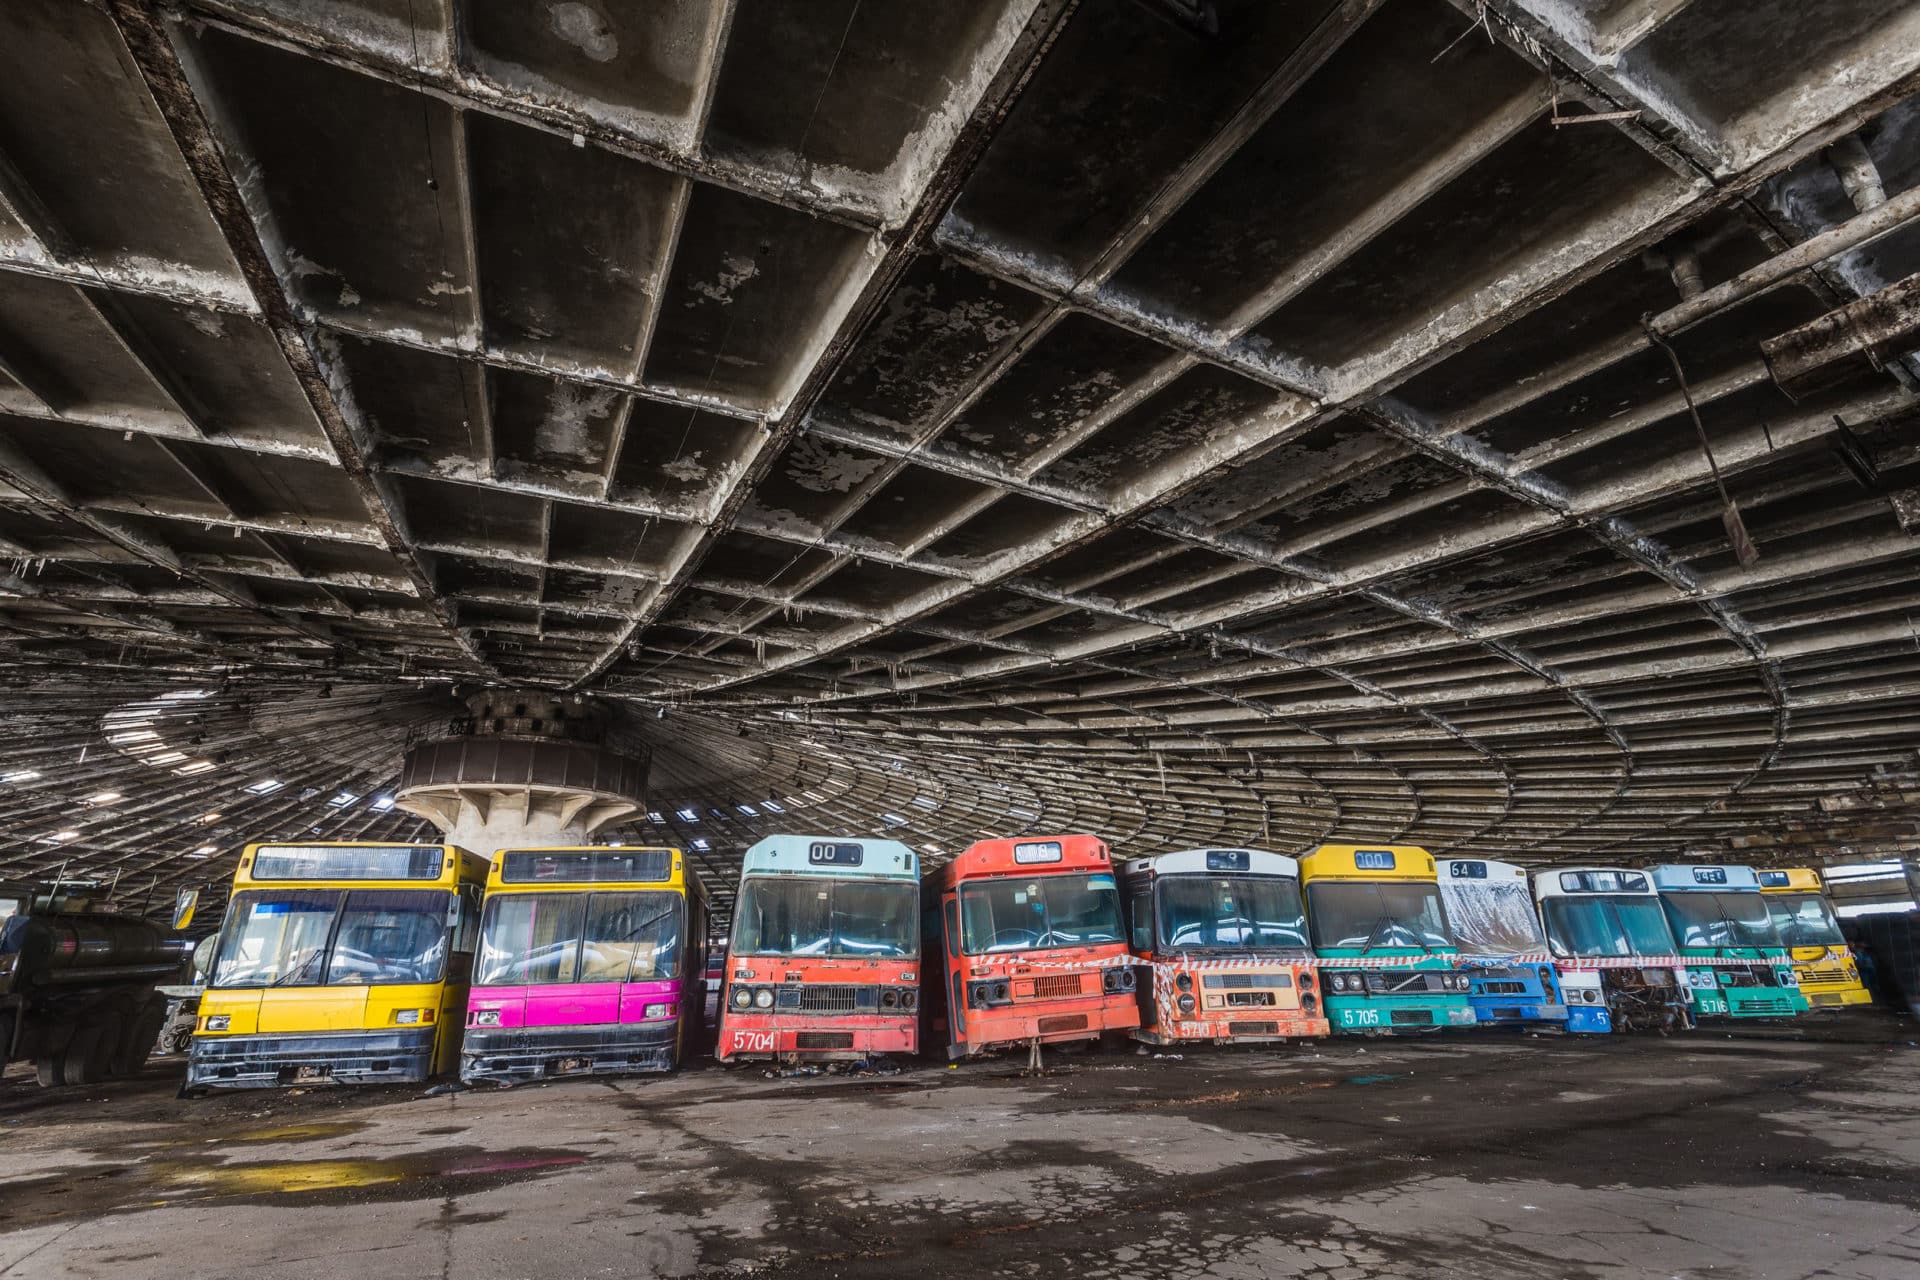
[3,0,1920,903]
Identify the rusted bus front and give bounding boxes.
[716,835,921,1064]
[1120,848,1328,1044]
[925,834,1140,1059]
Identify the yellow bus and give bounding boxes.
[187,841,488,1091]
[462,846,710,1084]
[1758,868,1872,1009]
[1299,844,1474,1034]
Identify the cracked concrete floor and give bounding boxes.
[1,1013,1917,1279]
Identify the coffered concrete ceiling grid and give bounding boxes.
[2,0,1920,894]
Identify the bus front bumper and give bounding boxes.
[461,1021,680,1084]
[1800,981,1873,1009]
[953,996,1139,1058]
[1467,996,1568,1027]
[1325,995,1476,1033]
[1132,1010,1331,1044]
[716,1014,916,1062]
[187,1028,436,1089]
[1564,1004,1613,1034]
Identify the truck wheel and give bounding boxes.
[60,1022,109,1086]
[120,1000,167,1076]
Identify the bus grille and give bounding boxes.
[1037,1014,1087,1034]
[1029,974,1084,1000]
[1367,971,1443,994]
[1805,966,1849,984]
[1482,981,1527,994]
[1205,973,1291,990]
[1741,994,1799,1015]
[778,984,877,1014]
[1225,991,1275,1007]
[1229,1021,1279,1036]
[1389,1008,1432,1026]
[795,1032,854,1050]
[1809,993,1846,1007]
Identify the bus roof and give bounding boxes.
[928,834,1111,887]
[1120,847,1298,879]
[739,834,918,882]
[1758,867,1823,893]
[1298,843,1437,882]
[1532,866,1659,899]
[236,840,486,887]
[1649,863,1762,893]
[486,845,704,900]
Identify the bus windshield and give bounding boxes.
[1305,881,1451,953]
[211,888,450,987]
[1762,891,1847,948]
[1659,891,1782,950]
[1157,875,1308,951]
[960,872,1124,954]
[1541,895,1675,957]
[731,878,917,958]
[477,890,682,985]
[1441,881,1545,955]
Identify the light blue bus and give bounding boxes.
[1649,864,1808,1019]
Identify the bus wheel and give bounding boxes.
[61,1023,110,1087]
[35,1055,65,1088]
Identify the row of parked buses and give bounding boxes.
[182,834,1871,1091]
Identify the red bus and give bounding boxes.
[716,835,920,1065]
[923,834,1138,1060]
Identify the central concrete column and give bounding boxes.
[394,692,648,858]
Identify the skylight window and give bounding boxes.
[676,808,699,822]
[737,803,759,816]
[197,811,223,824]
[881,812,908,827]
[762,799,786,813]
[692,838,711,851]
[1,769,41,783]
[174,761,214,775]
[191,845,215,858]
[41,830,78,843]
[146,751,188,765]
[243,779,283,795]
[108,730,158,744]
[329,791,359,808]
[370,795,396,812]
[647,811,666,823]
[159,689,211,701]
[87,791,122,805]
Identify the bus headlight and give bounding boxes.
[471,1009,501,1026]
[900,989,917,1010]
[1297,971,1314,991]
[1176,994,1196,1014]
[1175,972,1194,993]
[393,1009,424,1025]
[881,988,899,1008]
[644,1003,674,1019]
[732,986,753,1009]
[203,1014,230,1031]
[753,988,775,1010]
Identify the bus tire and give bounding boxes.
[35,1054,64,1088]
[60,1022,109,1087]
[126,996,169,1075]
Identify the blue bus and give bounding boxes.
[1436,857,1569,1032]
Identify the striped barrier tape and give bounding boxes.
[993,952,1783,972]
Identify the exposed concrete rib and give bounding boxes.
[108,0,497,678]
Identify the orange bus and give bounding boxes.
[923,834,1138,1061]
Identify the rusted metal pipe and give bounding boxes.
[1762,271,1920,399]
[1827,135,1887,214]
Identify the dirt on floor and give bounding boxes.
[2,1012,1918,1279]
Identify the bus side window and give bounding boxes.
[1128,887,1154,954]
[943,899,961,960]
[448,885,481,982]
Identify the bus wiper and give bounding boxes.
[1358,915,1392,955]
[270,950,323,986]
